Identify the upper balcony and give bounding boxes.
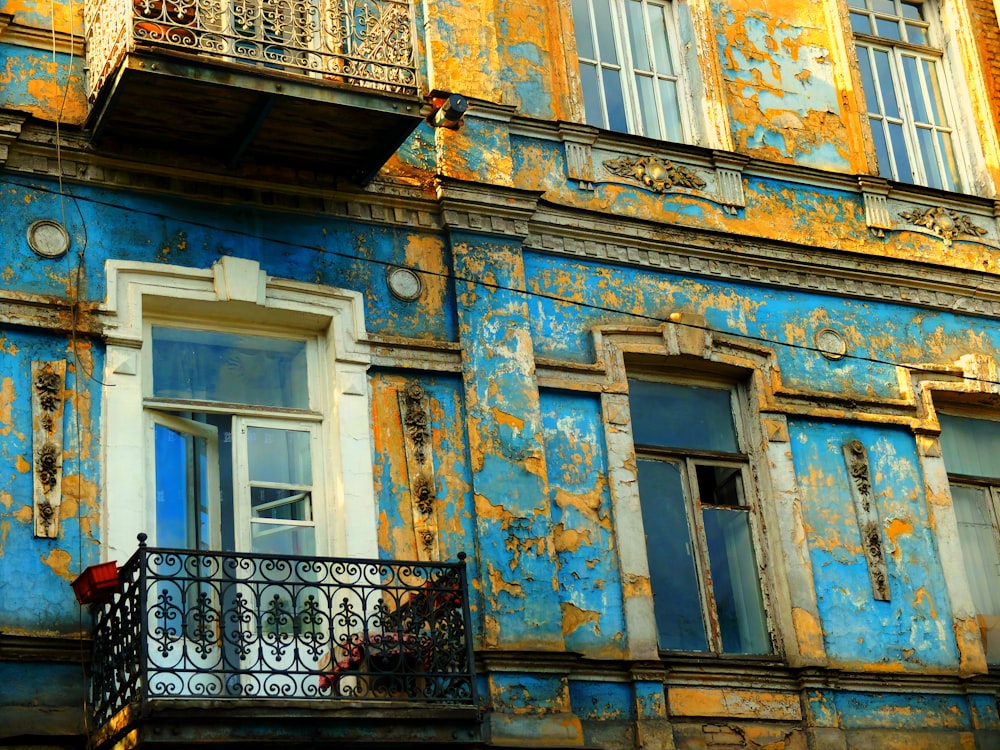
[86,538,479,750]
[82,0,424,182]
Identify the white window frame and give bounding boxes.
[141,319,327,555]
[235,416,323,555]
[101,256,378,563]
[934,408,1000,662]
[849,0,967,191]
[146,410,223,550]
[628,374,774,655]
[571,0,694,142]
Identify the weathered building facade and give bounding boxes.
[3,0,1000,747]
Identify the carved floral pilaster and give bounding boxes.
[842,439,890,601]
[32,361,66,538]
[399,383,439,560]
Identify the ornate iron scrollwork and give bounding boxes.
[88,544,475,726]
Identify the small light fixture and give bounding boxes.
[27,219,70,259]
[425,91,468,130]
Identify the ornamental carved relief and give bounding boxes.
[898,206,988,242]
[403,384,432,465]
[32,361,66,538]
[603,155,707,193]
[399,383,439,561]
[842,439,890,601]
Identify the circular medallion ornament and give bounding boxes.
[386,266,423,302]
[27,220,70,259]
[815,327,847,360]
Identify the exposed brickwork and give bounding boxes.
[966,0,1000,130]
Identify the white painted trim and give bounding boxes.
[903,354,999,674]
[101,257,377,563]
[593,321,817,663]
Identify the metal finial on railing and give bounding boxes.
[457,551,467,562]
[137,533,147,547]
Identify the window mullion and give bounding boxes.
[892,48,926,183]
[684,457,722,652]
[638,0,666,139]
[612,0,641,135]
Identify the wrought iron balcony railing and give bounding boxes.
[89,537,476,729]
[83,0,418,103]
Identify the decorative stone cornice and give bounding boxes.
[0,17,84,56]
[434,177,543,239]
[0,632,91,662]
[0,110,26,168]
[526,205,1000,320]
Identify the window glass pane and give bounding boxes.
[937,131,960,192]
[904,22,926,44]
[635,74,660,138]
[152,327,309,408]
[629,379,739,453]
[579,63,605,127]
[627,0,650,70]
[940,415,1000,479]
[637,459,707,651]
[593,0,618,64]
[572,0,595,59]
[603,67,629,132]
[916,127,942,188]
[247,426,312,485]
[902,55,927,122]
[875,16,901,40]
[647,3,674,74]
[696,465,745,507]
[154,423,211,550]
[873,50,899,118]
[846,0,867,8]
[251,522,316,556]
[900,1,923,20]
[922,58,943,124]
[871,0,894,14]
[888,122,913,181]
[850,11,873,35]
[952,485,1000,615]
[703,508,770,654]
[659,79,683,141]
[856,48,880,113]
[871,121,893,179]
[251,488,312,521]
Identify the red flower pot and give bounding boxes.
[71,561,121,605]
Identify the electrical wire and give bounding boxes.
[4,174,1000,388]
[40,1,93,735]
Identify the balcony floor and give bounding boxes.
[93,701,482,749]
[88,48,425,183]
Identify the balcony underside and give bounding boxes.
[88,48,424,183]
[94,701,482,749]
